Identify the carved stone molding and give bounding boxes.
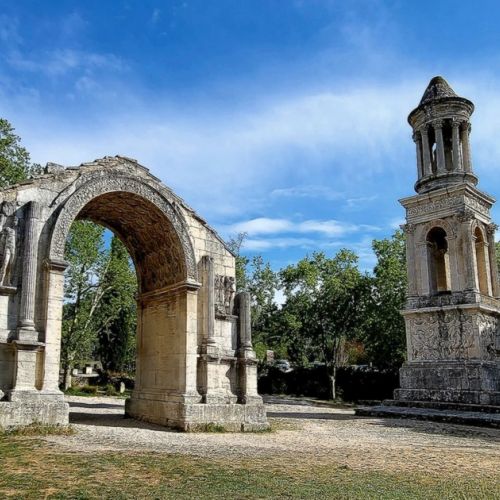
[407,196,462,217]
[49,174,197,282]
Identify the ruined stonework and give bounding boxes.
[397,77,500,406]
[0,156,268,430]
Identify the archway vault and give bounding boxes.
[0,156,268,431]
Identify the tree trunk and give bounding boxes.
[329,365,336,400]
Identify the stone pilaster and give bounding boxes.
[201,255,216,346]
[486,224,500,297]
[17,201,42,343]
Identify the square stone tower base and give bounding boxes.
[396,303,500,407]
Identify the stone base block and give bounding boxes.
[125,396,269,431]
[396,361,500,405]
[0,400,69,429]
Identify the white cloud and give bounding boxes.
[228,218,293,235]
[243,237,317,251]
[271,185,343,200]
[224,217,380,238]
[6,49,126,76]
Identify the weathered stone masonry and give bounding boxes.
[397,77,500,406]
[0,156,268,430]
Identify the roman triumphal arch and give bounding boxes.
[0,156,268,430]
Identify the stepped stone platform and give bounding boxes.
[355,400,500,428]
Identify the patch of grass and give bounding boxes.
[1,424,75,437]
[65,385,98,397]
[195,422,227,433]
[0,435,498,499]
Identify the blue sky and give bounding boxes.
[2,0,500,272]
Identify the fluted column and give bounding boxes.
[413,132,423,179]
[18,201,42,342]
[420,126,432,176]
[238,291,252,350]
[461,123,472,173]
[201,255,216,345]
[434,120,446,173]
[462,219,478,291]
[452,120,462,171]
[404,224,418,296]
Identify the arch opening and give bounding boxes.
[426,226,451,294]
[61,220,138,393]
[48,188,198,415]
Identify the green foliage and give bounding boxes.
[362,230,407,369]
[94,236,137,373]
[62,224,138,386]
[226,232,249,290]
[0,118,40,188]
[278,250,368,398]
[65,386,99,396]
[61,221,107,385]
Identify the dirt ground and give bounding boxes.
[44,396,500,479]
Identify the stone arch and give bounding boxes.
[48,174,197,289]
[0,158,267,432]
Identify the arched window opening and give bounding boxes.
[474,227,491,296]
[427,227,451,294]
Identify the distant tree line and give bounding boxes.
[229,230,407,399]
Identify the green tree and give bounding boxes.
[227,232,249,290]
[94,236,137,373]
[61,221,107,388]
[0,118,40,187]
[279,250,367,399]
[363,230,407,369]
[246,255,279,359]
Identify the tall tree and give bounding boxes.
[363,230,407,369]
[280,250,367,399]
[227,232,249,291]
[61,221,107,388]
[246,255,279,358]
[94,236,137,373]
[0,118,40,187]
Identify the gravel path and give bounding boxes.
[44,396,500,477]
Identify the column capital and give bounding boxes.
[451,118,462,128]
[461,122,471,133]
[486,223,498,236]
[412,131,421,143]
[433,119,444,129]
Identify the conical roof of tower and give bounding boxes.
[419,76,458,105]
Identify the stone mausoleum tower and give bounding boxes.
[397,76,500,406]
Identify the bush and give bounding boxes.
[257,364,399,402]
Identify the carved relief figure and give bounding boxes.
[0,218,17,287]
[223,276,236,314]
[214,274,236,315]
